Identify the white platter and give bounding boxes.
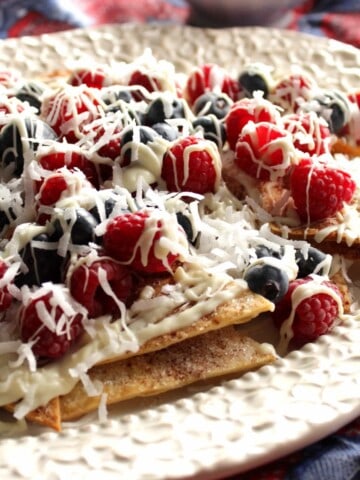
[0,24,360,480]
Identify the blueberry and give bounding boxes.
[244,264,289,303]
[89,197,117,223]
[144,96,185,126]
[152,122,179,141]
[308,90,350,134]
[255,244,282,259]
[120,125,158,165]
[15,81,45,111]
[192,115,226,147]
[0,117,57,180]
[176,211,198,245]
[52,208,99,246]
[238,70,269,98]
[15,232,66,287]
[295,246,327,278]
[193,92,232,119]
[0,208,16,234]
[70,209,100,245]
[102,88,132,105]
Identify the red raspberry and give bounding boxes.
[0,260,14,311]
[273,276,342,344]
[103,211,181,273]
[283,112,331,156]
[234,122,294,180]
[270,73,316,112]
[20,291,85,359]
[70,258,134,318]
[290,159,356,222]
[38,149,99,188]
[69,67,108,89]
[161,136,220,194]
[184,63,239,106]
[128,70,162,101]
[37,173,68,206]
[41,85,103,142]
[225,97,281,150]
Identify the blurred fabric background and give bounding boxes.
[0,0,359,48]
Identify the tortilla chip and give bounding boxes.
[331,139,360,158]
[60,326,275,421]
[270,222,360,259]
[4,397,61,432]
[100,281,274,365]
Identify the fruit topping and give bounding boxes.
[225,95,281,150]
[184,63,239,106]
[238,63,273,99]
[273,276,342,345]
[244,263,289,303]
[19,288,85,360]
[69,257,134,318]
[193,91,233,119]
[103,210,187,273]
[290,159,356,222]
[161,135,221,194]
[234,121,295,180]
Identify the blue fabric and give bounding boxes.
[286,435,360,480]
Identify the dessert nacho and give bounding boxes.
[0,51,354,432]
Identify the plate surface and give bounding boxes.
[1,24,360,480]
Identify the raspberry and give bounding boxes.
[38,149,99,187]
[70,258,134,318]
[282,112,331,156]
[270,73,315,112]
[273,276,342,344]
[0,259,14,311]
[69,67,108,89]
[161,136,220,194]
[41,85,103,142]
[128,70,162,101]
[20,291,84,359]
[37,173,68,206]
[225,96,281,150]
[290,159,356,222]
[184,63,239,106]
[234,122,294,180]
[103,210,182,273]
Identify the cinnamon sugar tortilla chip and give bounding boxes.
[4,397,61,432]
[99,281,274,365]
[270,222,360,259]
[60,326,275,421]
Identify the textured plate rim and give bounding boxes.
[0,24,359,480]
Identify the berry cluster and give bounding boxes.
[0,54,353,367]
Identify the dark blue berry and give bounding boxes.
[192,115,226,147]
[144,97,185,126]
[15,232,66,287]
[70,209,100,245]
[238,69,269,98]
[193,92,232,119]
[102,88,132,105]
[295,246,327,278]
[176,211,198,245]
[244,263,288,303]
[52,208,99,246]
[152,122,179,141]
[120,125,158,165]
[309,90,350,134]
[0,117,57,180]
[0,208,16,234]
[15,82,45,111]
[255,244,282,259]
